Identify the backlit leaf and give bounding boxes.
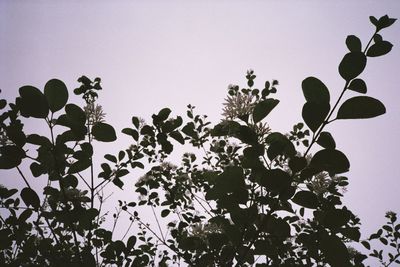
[367,41,393,57]
[92,122,117,142]
[348,78,367,94]
[338,52,367,81]
[337,96,385,119]
[310,149,350,174]
[346,35,362,52]
[292,191,318,209]
[302,102,330,132]
[44,79,68,112]
[21,187,40,209]
[302,77,330,104]
[253,99,279,123]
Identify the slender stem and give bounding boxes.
[16,167,31,188]
[304,30,377,157]
[151,205,165,241]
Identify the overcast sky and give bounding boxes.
[1,0,399,246]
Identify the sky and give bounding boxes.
[1,0,400,256]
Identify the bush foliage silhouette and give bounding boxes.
[0,15,399,267]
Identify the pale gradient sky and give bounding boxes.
[1,0,399,249]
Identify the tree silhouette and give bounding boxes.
[0,15,399,267]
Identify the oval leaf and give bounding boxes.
[367,41,393,57]
[302,77,330,104]
[92,122,117,142]
[320,234,351,267]
[302,102,330,132]
[348,78,367,94]
[18,86,49,118]
[316,132,336,149]
[0,146,25,169]
[253,99,279,123]
[310,149,350,174]
[346,35,362,52]
[21,187,40,209]
[337,96,385,119]
[44,79,69,112]
[292,191,318,209]
[338,52,367,81]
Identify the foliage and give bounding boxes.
[0,15,398,266]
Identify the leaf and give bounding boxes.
[44,79,68,112]
[322,209,351,229]
[310,149,350,174]
[302,77,330,104]
[338,52,367,81]
[374,15,397,31]
[367,41,393,57]
[288,156,307,173]
[316,132,336,149]
[68,159,91,174]
[361,240,371,250]
[258,169,291,193]
[21,187,40,209]
[18,85,49,118]
[122,128,138,141]
[127,235,137,251]
[302,102,330,132]
[340,227,361,242]
[0,99,6,109]
[346,35,362,52]
[320,233,351,267]
[348,78,367,94]
[131,116,140,129]
[92,122,117,142]
[0,146,25,169]
[161,209,170,218]
[65,104,86,124]
[157,108,171,121]
[266,132,296,160]
[337,96,385,119]
[292,191,318,209]
[104,154,117,163]
[252,99,279,123]
[170,130,185,144]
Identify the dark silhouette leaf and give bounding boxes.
[310,149,350,174]
[122,128,138,141]
[21,187,40,209]
[302,102,330,132]
[161,209,170,217]
[367,41,393,57]
[258,169,291,193]
[348,78,367,94]
[266,132,296,160]
[302,77,330,104]
[289,156,307,172]
[65,104,86,124]
[322,209,351,229]
[346,35,362,52]
[0,99,6,109]
[127,235,137,251]
[253,99,279,123]
[170,130,185,144]
[320,233,351,267]
[92,122,117,142]
[292,191,318,209]
[316,132,336,149]
[0,145,25,169]
[338,52,367,81]
[44,79,68,112]
[337,96,385,119]
[18,85,49,118]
